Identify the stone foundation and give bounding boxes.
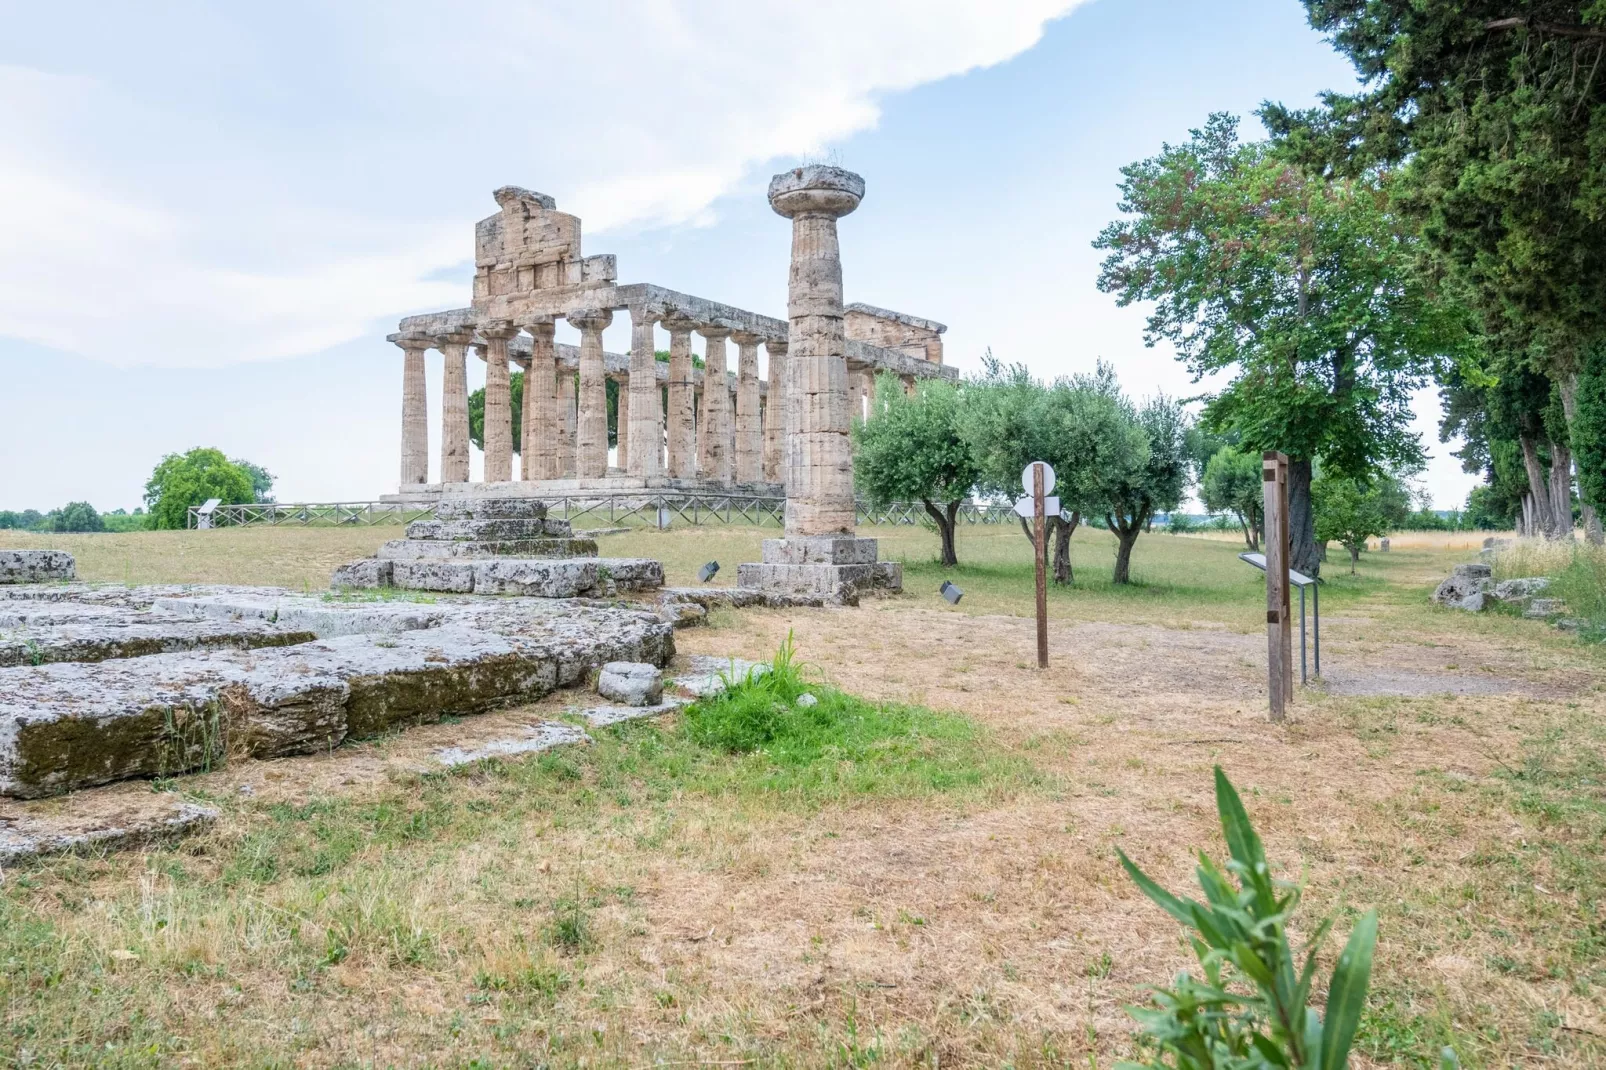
[736,537,901,604]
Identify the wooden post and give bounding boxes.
[1262,451,1292,720]
[1033,463,1048,669]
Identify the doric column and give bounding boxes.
[522,317,558,480]
[568,308,613,479]
[558,368,577,478]
[614,374,630,470]
[859,367,877,421]
[699,327,732,485]
[435,331,473,483]
[479,321,517,483]
[733,332,762,484]
[762,339,788,483]
[628,305,663,477]
[663,316,697,479]
[769,166,863,536]
[395,334,430,485]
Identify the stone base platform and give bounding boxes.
[0,585,674,799]
[333,496,664,597]
[736,537,902,605]
[1,550,75,585]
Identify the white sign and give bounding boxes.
[1020,461,1056,496]
[1014,495,1060,519]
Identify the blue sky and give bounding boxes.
[0,0,1478,511]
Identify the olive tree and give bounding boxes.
[1201,446,1265,551]
[853,376,980,567]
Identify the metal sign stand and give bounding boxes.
[1017,462,1055,670]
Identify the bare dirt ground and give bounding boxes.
[1,524,1602,1067]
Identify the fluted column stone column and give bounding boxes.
[479,321,517,483]
[523,317,559,480]
[558,368,577,478]
[699,327,732,485]
[627,305,663,477]
[664,316,697,479]
[569,308,612,479]
[395,334,430,486]
[435,331,473,483]
[858,367,877,421]
[762,340,788,483]
[770,166,862,536]
[733,331,761,483]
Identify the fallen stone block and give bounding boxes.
[1432,563,1492,610]
[330,558,393,589]
[598,662,663,706]
[0,802,217,866]
[1524,598,1567,619]
[671,655,770,698]
[0,550,75,585]
[432,722,585,768]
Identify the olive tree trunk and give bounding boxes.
[923,499,961,568]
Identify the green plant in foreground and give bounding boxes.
[1116,768,1380,1070]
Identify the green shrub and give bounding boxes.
[47,501,103,533]
[1116,768,1380,1070]
[143,448,255,529]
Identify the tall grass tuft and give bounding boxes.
[1491,540,1606,640]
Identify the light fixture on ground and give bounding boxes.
[939,580,963,604]
[698,561,720,583]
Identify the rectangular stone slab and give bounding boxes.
[0,550,75,584]
[404,518,574,541]
[0,615,317,667]
[375,537,599,560]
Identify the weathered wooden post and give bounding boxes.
[1033,462,1048,669]
[1262,451,1293,720]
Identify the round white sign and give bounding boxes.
[1021,461,1056,496]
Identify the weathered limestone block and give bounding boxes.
[153,594,447,638]
[597,662,663,706]
[375,537,599,561]
[1432,563,1492,611]
[760,536,879,566]
[434,498,550,521]
[331,559,393,589]
[405,518,573,541]
[391,561,477,593]
[470,560,599,597]
[0,551,75,585]
[0,615,316,667]
[1524,598,1567,619]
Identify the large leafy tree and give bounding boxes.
[143,448,255,530]
[853,376,980,567]
[1095,113,1475,576]
[1284,1,1606,539]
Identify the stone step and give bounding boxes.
[0,614,316,667]
[735,560,901,604]
[0,605,674,798]
[434,498,550,521]
[332,557,665,597]
[404,517,574,541]
[376,537,599,561]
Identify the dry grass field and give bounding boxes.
[1,521,1603,1068]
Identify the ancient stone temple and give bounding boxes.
[384,185,953,502]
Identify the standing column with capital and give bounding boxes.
[523,318,559,480]
[480,321,517,483]
[699,327,732,485]
[762,339,788,483]
[394,334,430,486]
[435,331,473,483]
[664,316,697,479]
[614,374,630,471]
[737,166,901,603]
[568,308,612,479]
[627,305,663,477]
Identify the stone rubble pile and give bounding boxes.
[1431,563,1579,627]
[331,498,663,597]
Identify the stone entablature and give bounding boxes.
[844,302,946,365]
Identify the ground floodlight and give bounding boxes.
[698,561,720,583]
[939,580,963,604]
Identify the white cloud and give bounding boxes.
[0,1,1085,368]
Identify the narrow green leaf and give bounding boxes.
[1116,848,1194,926]
[1318,910,1378,1070]
[1215,767,1270,895]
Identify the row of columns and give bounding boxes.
[395,312,796,486]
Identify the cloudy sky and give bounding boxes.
[0,0,1478,511]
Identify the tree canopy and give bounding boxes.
[46,501,104,533]
[1094,112,1477,575]
[853,376,980,566]
[1313,471,1413,573]
[143,448,256,529]
[1200,445,1265,550]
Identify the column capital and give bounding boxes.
[628,303,666,326]
[768,165,864,220]
[730,330,762,346]
[662,314,698,335]
[566,308,613,331]
[522,314,556,334]
[765,338,789,355]
[471,344,488,362]
[478,319,518,341]
[699,325,731,343]
[434,329,475,349]
[390,332,432,353]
